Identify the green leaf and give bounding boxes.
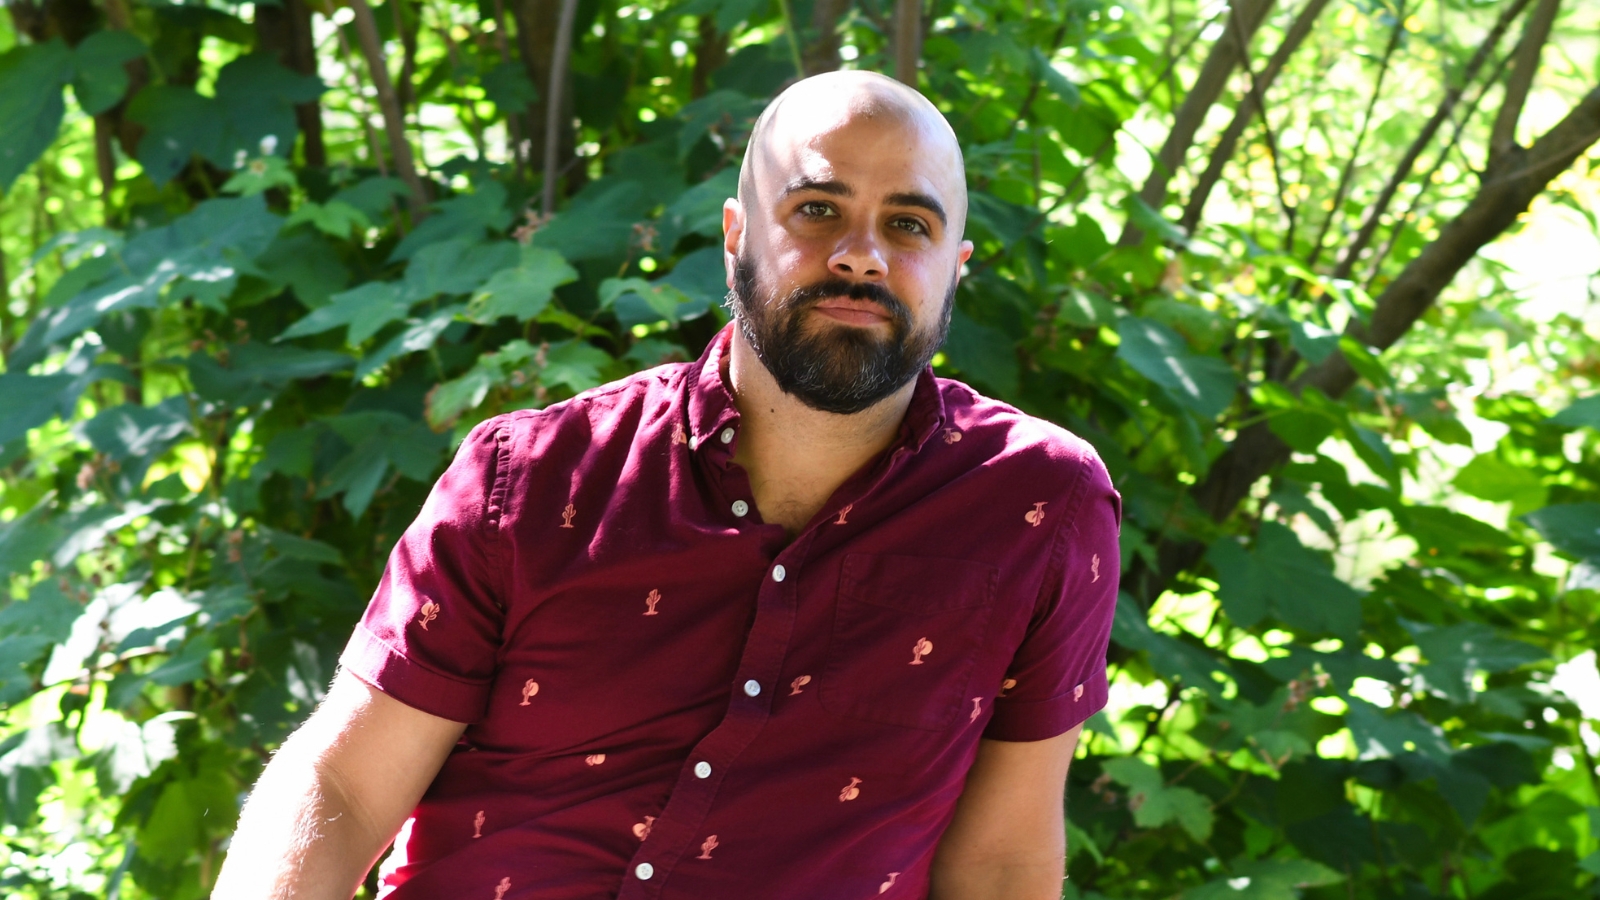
[540,340,614,393]
[467,244,579,324]
[1183,859,1343,900]
[657,170,738,252]
[1452,454,1536,512]
[677,90,762,159]
[280,282,411,346]
[1522,503,1600,559]
[481,60,537,115]
[1550,394,1600,429]
[316,412,448,517]
[354,304,464,380]
[1057,287,1119,328]
[188,343,353,408]
[405,238,519,301]
[1117,317,1238,419]
[426,340,539,429]
[390,181,513,261]
[533,180,659,263]
[945,307,1020,396]
[221,155,297,196]
[1210,522,1361,638]
[0,38,72,193]
[1407,620,1546,705]
[0,501,64,583]
[1335,336,1391,388]
[1031,47,1081,107]
[285,199,371,238]
[70,30,146,115]
[1102,757,1214,840]
[77,396,192,463]
[1345,697,1452,762]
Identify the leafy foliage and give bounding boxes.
[2,0,1600,896]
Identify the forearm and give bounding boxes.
[928,858,1064,900]
[211,737,394,899]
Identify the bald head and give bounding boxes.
[738,71,968,230]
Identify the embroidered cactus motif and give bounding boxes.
[840,777,862,801]
[999,678,1017,698]
[632,815,655,841]
[643,589,661,615]
[942,428,962,444]
[970,697,983,722]
[672,421,688,445]
[910,637,933,665]
[697,834,719,859]
[1025,501,1047,526]
[585,754,606,766]
[880,872,901,893]
[1091,553,1101,582]
[473,810,485,838]
[492,877,511,900]
[834,503,852,525]
[1073,683,1085,701]
[519,680,539,705]
[560,504,576,528]
[789,675,811,696]
[417,600,439,630]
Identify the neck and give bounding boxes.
[726,326,916,533]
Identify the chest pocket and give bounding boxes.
[819,553,998,731]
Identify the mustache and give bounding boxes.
[777,278,911,325]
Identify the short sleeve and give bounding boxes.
[984,449,1120,742]
[339,417,511,723]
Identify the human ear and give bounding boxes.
[723,198,744,290]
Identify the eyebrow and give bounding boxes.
[779,178,948,228]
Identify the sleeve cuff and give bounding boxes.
[982,673,1108,742]
[339,623,492,724]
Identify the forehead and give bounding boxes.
[752,94,965,208]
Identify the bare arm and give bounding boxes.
[929,725,1082,900]
[211,669,467,900]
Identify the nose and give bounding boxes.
[828,224,888,281]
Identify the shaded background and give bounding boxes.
[2,0,1600,895]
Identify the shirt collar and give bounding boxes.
[684,323,947,455]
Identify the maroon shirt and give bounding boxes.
[342,325,1120,900]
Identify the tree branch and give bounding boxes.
[1117,0,1276,247]
[347,0,429,215]
[1302,5,1408,273]
[1331,0,1533,280]
[1178,0,1332,235]
[1124,80,1600,611]
[540,0,578,215]
[1488,0,1561,167]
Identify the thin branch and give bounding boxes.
[1488,0,1561,167]
[1179,0,1333,235]
[1117,0,1277,246]
[1363,49,1514,289]
[541,0,579,216]
[1331,0,1534,280]
[1225,0,1296,242]
[1302,3,1408,273]
[348,0,430,215]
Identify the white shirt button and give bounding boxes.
[694,761,713,779]
[731,500,749,517]
[743,679,761,697]
[688,435,700,451]
[719,427,735,444]
[635,862,654,880]
[772,564,787,582]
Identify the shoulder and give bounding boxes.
[936,377,1107,478]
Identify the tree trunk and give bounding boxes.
[348,0,429,215]
[892,0,921,86]
[1488,0,1561,166]
[1117,0,1275,246]
[691,15,728,99]
[513,0,571,177]
[255,0,326,167]
[541,0,579,215]
[802,0,846,75]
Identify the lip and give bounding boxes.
[811,298,891,327]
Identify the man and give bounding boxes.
[214,70,1120,900]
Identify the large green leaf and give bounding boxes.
[0,38,73,193]
[1208,522,1362,638]
[70,30,146,115]
[280,282,413,346]
[467,244,579,323]
[1522,503,1600,559]
[1117,317,1238,418]
[1101,757,1214,841]
[1549,394,1600,429]
[405,238,519,301]
[1183,859,1343,900]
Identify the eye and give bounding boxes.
[798,201,835,218]
[891,217,929,236]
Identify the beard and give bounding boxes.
[726,250,958,415]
